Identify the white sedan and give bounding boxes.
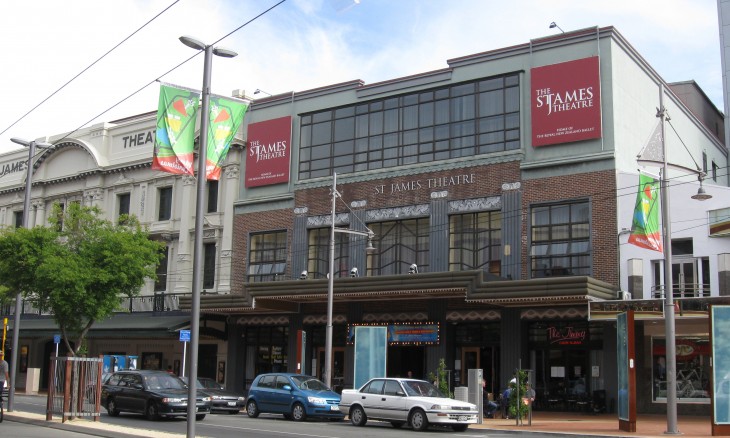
[339,378,478,432]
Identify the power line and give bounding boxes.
[0,0,182,138]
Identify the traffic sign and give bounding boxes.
[53,334,61,344]
[179,330,191,342]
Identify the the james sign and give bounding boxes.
[245,116,291,188]
[531,56,602,147]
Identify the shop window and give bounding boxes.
[307,228,349,279]
[368,218,430,275]
[449,211,501,275]
[248,230,287,283]
[652,336,710,403]
[530,201,590,278]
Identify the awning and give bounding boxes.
[8,313,193,339]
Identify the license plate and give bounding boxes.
[330,405,340,411]
[458,415,468,422]
[228,402,237,406]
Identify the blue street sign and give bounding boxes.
[179,330,191,342]
[53,334,61,344]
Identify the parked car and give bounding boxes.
[180,376,245,414]
[339,378,478,432]
[245,373,344,421]
[101,370,211,421]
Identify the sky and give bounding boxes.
[0,0,723,155]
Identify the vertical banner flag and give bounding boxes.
[206,96,249,180]
[628,173,663,252]
[152,84,199,175]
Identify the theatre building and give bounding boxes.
[189,25,729,415]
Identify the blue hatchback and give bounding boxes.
[246,373,344,421]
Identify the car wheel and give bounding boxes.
[409,408,429,431]
[291,402,307,421]
[145,401,161,421]
[106,398,120,417]
[196,414,206,421]
[246,400,260,418]
[390,421,404,428]
[350,405,367,427]
[452,424,469,432]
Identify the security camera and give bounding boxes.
[350,267,359,277]
[409,264,418,274]
[300,270,308,280]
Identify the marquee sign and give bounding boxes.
[531,56,602,147]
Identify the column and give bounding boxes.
[627,259,644,299]
[174,175,196,294]
[719,253,730,296]
[217,165,239,294]
[32,200,45,227]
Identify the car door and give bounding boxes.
[270,375,293,413]
[125,374,147,413]
[255,375,276,412]
[358,379,386,419]
[380,379,407,421]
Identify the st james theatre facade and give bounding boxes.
[185,26,727,413]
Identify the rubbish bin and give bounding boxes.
[454,386,469,403]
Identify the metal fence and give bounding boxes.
[46,356,103,423]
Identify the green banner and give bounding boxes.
[628,173,663,252]
[206,96,248,180]
[151,85,200,175]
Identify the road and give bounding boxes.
[9,394,542,438]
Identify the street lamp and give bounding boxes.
[325,172,375,388]
[178,35,237,438]
[647,85,711,435]
[8,137,52,411]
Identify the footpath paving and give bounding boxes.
[3,405,715,437]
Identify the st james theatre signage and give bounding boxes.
[531,56,602,147]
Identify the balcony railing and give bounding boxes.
[651,284,711,299]
[0,292,192,317]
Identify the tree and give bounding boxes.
[428,358,453,398]
[0,203,164,356]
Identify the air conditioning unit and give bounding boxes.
[618,291,632,300]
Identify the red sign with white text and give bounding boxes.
[531,56,602,147]
[245,116,291,187]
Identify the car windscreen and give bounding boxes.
[291,376,330,391]
[402,380,445,398]
[144,374,186,390]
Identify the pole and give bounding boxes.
[9,141,36,411]
[658,85,679,434]
[325,173,337,389]
[182,341,187,377]
[186,43,213,438]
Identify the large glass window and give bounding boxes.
[158,187,172,221]
[368,218,430,275]
[248,231,287,283]
[530,201,590,278]
[299,74,520,179]
[449,211,501,275]
[652,336,710,403]
[307,228,349,279]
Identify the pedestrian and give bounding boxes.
[482,379,498,418]
[0,350,9,391]
[501,383,513,419]
[406,370,414,378]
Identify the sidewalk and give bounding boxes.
[473,411,711,437]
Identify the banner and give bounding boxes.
[206,96,249,180]
[245,116,292,187]
[628,173,663,252]
[151,85,199,175]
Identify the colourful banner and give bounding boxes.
[151,85,199,175]
[628,173,663,252]
[206,96,248,180]
[245,116,292,187]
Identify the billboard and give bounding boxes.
[245,116,291,187]
[531,56,602,147]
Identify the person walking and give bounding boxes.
[481,379,498,418]
[0,351,9,391]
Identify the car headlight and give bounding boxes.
[202,397,211,402]
[430,404,451,410]
[307,396,327,405]
[162,397,184,403]
[238,397,246,401]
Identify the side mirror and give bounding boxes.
[133,384,144,390]
[283,384,292,391]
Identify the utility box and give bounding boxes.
[454,386,468,402]
[467,369,483,424]
[25,368,40,394]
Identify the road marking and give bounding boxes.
[199,423,341,438]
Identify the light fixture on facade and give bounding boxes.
[409,264,419,274]
[350,267,359,277]
[691,174,712,200]
[300,270,308,280]
[549,22,565,33]
[254,89,272,97]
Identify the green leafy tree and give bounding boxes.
[507,369,530,419]
[0,203,164,356]
[428,358,453,398]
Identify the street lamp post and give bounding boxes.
[8,137,52,411]
[325,173,374,388]
[178,35,237,438]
